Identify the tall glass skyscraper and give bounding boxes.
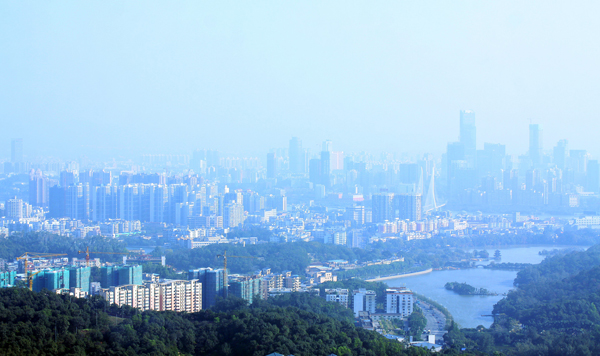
[459,110,476,166]
[289,137,305,174]
[529,124,543,167]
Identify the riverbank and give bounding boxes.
[365,268,433,282]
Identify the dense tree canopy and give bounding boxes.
[453,244,600,355]
[0,232,127,263]
[0,288,438,356]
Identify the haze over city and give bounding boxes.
[4,2,600,356]
[3,1,600,160]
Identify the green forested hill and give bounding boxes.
[452,244,600,355]
[0,288,435,356]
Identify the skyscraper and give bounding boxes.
[446,142,465,198]
[29,169,48,207]
[394,194,422,221]
[11,138,23,163]
[49,186,66,218]
[529,124,543,167]
[266,152,277,179]
[309,158,321,184]
[371,193,394,223]
[289,137,305,174]
[320,151,331,187]
[553,139,568,170]
[459,110,476,165]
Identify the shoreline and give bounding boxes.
[365,268,433,282]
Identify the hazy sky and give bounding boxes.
[2,1,600,160]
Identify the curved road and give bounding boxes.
[416,300,447,344]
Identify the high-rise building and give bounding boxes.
[48,186,66,218]
[43,269,70,291]
[587,160,600,193]
[6,197,24,220]
[309,158,321,184]
[330,151,344,171]
[446,142,465,198]
[118,265,143,286]
[325,288,349,308]
[66,183,90,220]
[394,194,422,221]
[60,170,76,187]
[0,271,16,288]
[191,149,207,172]
[69,266,91,293]
[350,205,365,226]
[11,138,23,163]
[371,193,394,223]
[459,110,476,165]
[352,288,376,317]
[223,203,244,228]
[385,287,414,316]
[553,139,569,170]
[101,265,142,288]
[267,152,277,179]
[206,150,220,167]
[157,279,202,312]
[399,163,419,185]
[92,170,112,186]
[99,279,202,313]
[229,276,262,304]
[529,124,543,167]
[478,143,506,180]
[289,137,305,174]
[29,169,48,207]
[320,151,331,187]
[188,268,226,309]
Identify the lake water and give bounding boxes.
[386,245,588,328]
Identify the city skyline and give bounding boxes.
[3,2,600,159]
[3,111,597,167]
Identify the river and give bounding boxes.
[385,245,588,328]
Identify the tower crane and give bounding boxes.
[28,270,43,291]
[16,252,68,274]
[216,250,258,296]
[78,246,129,267]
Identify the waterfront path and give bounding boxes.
[365,268,433,282]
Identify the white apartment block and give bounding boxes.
[325,288,350,308]
[385,287,414,316]
[99,279,202,313]
[352,288,377,317]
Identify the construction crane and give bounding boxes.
[78,246,129,267]
[17,252,68,274]
[216,250,258,296]
[28,270,43,291]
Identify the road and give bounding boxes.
[416,300,447,344]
